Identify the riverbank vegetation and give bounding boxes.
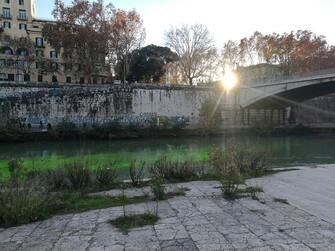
[0,144,273,228]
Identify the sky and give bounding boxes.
[36,0,335,48]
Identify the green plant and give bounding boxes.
[110,213,159,234]
[95,163,118,188]
[129,160,145,187]
[210,146,242,199]
[0,182,150,228]
[0,186,51,228]
[65,161,91,190]
[150,177,166,200]
[246,152,269,177]
[7,159,25,186]
[45,168,69,191]
[150,156,200,181]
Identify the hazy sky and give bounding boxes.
[36,0,335,47]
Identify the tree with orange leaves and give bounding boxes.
[110,9,145,83]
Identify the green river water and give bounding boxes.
[1,135,335,179]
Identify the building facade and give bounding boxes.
[0,0,106,84]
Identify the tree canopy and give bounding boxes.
[121,44,178,83]
[42,0,145,82]
[221,30,335,75]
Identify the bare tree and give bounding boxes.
[165,24,217,86]
[111,9,145,83]
[221,40,240,72]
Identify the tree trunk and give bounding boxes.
[189,77,193,86]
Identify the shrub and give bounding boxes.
[150,156,170,178]
[0,186,51,228]
[150,177,166,200]
[65,161,91,190]
[246,152,269,177]
[150,156,199,181]
[45,168,69,191]
[95,164,118,187]
[129,160,145,187]
[210,146,242,199]
[7,159,25,186]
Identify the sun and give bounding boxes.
[222,66,238,92]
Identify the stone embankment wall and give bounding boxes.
[0,84,223,129]
[2,83,334,130]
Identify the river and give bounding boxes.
[1,135,335,178]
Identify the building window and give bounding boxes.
[24,74,30,82]
[50,51,58,58]
[8,74,14,81]
[19,0,24,5]
[66,76,71,83]
[35,37,44,47]
[80,77,85,84]
[16,74,23,82]
[4,0,10,4]
[1,46,13,55]
[2,7,11,18]
[0,73,7,81]
[3,21,11,29]
[35,62,41,69]
[18,9,27,20]
[38,75,43,82]
[52,75,58,83]
[19,23,27,30]
[93,78,97,84]
[17,49,28,56]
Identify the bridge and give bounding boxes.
[238,68,335,108]
[232,68,335,125]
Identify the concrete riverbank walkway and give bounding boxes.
[248,165,335,225]
[1,178,335,250]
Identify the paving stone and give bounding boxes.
[0,241,20,251]
[52,235,92,251]
[1,180,335,251]
[155,217,189,241]
[270,243,312,251]
[160,238,198,251]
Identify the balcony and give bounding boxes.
[17,14,28,21]
[2,13,12,19]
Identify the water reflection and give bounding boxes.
[1,135,335,167]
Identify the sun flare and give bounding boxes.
[222,67,238,92]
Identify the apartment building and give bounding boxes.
[0,0,107,84]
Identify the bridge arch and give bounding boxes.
[240,72,335,109]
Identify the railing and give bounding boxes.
[2,13,12,19]
[241,67,335,86]
[17,15,28,20]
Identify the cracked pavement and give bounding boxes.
[1,179,335,250]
